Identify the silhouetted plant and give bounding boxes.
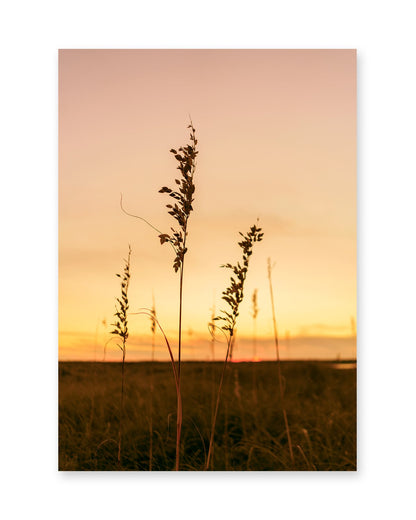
[215,224,264,336]
[208,301,217,454]
[206,223,263,469]
[149,296,156,471]
[251,288,259,403]
[158,123,198,271]
[110,245,131,468]
[251,288,259,359]
[120,123,198,471]
[158,122,198,470]
[208,302,216,362]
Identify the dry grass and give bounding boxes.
[120,123,198,470]
[59,360,356,471]
[109,246,131,467]
[157,122,198,470]
[206,223,263,469]
[149,297,156,471]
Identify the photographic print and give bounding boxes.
[59,49,356,471]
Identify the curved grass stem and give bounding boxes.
[130,310,182,470]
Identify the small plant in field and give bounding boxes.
[110,245,131,468]
[267,257,294,466]
[208,302,217,448]
[149,296,156,471]
[251,288,259,403]
[251,288,258,359]
[206,223,263,470]
[157,122,198,470]
[208,303,216,362]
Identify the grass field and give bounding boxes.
[59,360,356,471]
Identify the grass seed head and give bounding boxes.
[215,223,264,337]
[111,246,132,346]
[158,123,198,272]
[150,300,156,335]
[252,289,259,320]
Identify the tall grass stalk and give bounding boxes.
[149,296,156,471]
[252,289,258,359]
[209,303,216,362]
[205,223,263,470]
[120,123,198,470]
[158,122,198,470]
[207,303,217,466]
[110,245,131,468]
[267,257,294,466]
[251,288,259,403]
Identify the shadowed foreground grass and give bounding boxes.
[59,361,356,471]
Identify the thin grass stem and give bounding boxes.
[205,334,232,470]
[267,257,294,466]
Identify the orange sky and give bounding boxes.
[59,49,356,361]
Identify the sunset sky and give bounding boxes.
[59,49,356,361]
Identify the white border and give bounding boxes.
[1,1,416,519]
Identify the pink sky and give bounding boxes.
[59,49,356,361]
